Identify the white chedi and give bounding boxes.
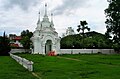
[31,4,60,55]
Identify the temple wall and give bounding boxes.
[60,49,116,54]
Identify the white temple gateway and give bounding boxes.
[31,4,60,55]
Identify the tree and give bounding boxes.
[60,31,113,49]
[0,32,11,56]
[21,30,33,38]
[105,0,120,51]
[60,35,78,49]
[20,30,33,50]
[77,21,90,48]
[77,21,90,37]
[21,36,31,49]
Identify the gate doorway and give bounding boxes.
[45,40,52,54]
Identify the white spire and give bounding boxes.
[51,13,54,27]
[43,3,49,22]
[37,11,40,24]
[38,11,40,20]
[51,13,53,22]
[44,3,47,17]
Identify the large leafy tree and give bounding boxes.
[21,30,33,38]
[20,30,33,49]
[0,32,11,56]
[77,21,90,48]
[105,0,120,51]
[77,21,90,37]
[60,31,112,49]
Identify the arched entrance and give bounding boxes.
[45,40,52,54]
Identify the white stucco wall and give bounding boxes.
[60,49,116,54]
[10,49,31,53]
[33,39,40,54]
[10,49,116,54]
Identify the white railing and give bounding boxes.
[10,53,34,71]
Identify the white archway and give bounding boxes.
[45,40,52,54]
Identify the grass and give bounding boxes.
[0,56,37,79]
[16,54,120,79]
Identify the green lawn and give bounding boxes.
[17,54,120,79]
[0,56,37,79]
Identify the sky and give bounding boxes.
[0,0,109,36]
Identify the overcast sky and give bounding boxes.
[0,0,108,36]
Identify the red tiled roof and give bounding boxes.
[13,36,22,40]
[10,44,19,47]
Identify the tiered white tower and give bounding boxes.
[31,4,60,55]
[66,27,75,36]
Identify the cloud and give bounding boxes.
[0,0,108,37]
[0,26,22,35]
[2,0,39,10]
[0,5,38,36]
[52,0,108,36]
[52,0,90,15]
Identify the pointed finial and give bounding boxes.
[44,3,47,17]
[38,10,40,19]
[51,13,54,27]
[37,10,40,24]
[51,13,53,21]
[45,3,47,7]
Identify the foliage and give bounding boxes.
[77,21,90,48]
[20,30,33,49]
[77,21,90,36]
[0,32,11,56]
[112,43,120,52]
[60,31,113,49]
[21,30,33,38]
[105,0,120,51]
[20,36,31,49]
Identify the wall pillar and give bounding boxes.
[42,44,45,55]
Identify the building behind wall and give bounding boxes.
[9,34,23,48]
[62,27,75,37]
[66,27,75,36]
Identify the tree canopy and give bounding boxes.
[76,20,91,48]
[105,0,120,51]
[20,30,33,49]
[0,32,11,55]
[60,31,113,49]
[77,21,90,36]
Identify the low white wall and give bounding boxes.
[10,49,116,54]
[10,49,31,53]
[10,53,33,71]
[60,49,115,54]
